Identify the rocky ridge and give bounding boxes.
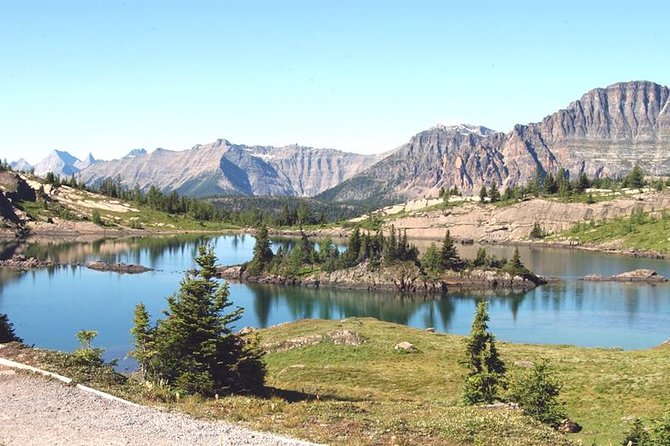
[321,81,670,205]
[78,140,383,198]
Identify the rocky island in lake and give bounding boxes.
[218,225,545,293]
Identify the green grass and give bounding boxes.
[555,209,670,253]
[6,318,667,445]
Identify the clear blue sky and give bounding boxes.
[2,0,669,163]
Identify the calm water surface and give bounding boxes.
[1,234,669,368]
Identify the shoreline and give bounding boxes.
[2,223,667,261]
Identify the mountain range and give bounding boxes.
[14,80,670,204]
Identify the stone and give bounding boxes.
[394,341,417,353]
[557,419,582,433]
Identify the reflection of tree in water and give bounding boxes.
[623,285,641,325]
[249,284,274,328]
[246,284,427,326]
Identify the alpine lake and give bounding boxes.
[1,234,669,370]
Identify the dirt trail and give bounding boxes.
[0,366,319,446]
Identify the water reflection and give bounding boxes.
[0,235,669,359]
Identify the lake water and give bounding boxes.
[1,234,669,369]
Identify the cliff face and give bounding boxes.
[78,140,381,198]
[321,81,670,205]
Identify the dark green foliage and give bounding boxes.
[130,303,155,381]
[622,418,650,446]
[624,164,646,189]
[439,230,463,271]
[505,247,530,275]
[133,245,266,396]
[479,185,488,203]
[462,300,506,405]
[529,222,546,239]
[621,413,670,446]
[470,247,506,269]
[91,209,103,225]
[576,172,590,193]
[421,242,441,276]
[248,224,274,275]
[489,183,501,203]
[0,313,22,343]
[508,358,566,428]
[544,172,558,194]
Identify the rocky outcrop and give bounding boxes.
[0,255,53,269]
[78,140,382,198]
[320,81,670,206]
[218,261,544,293]
[581,269,667,283]
[85,261,152,274]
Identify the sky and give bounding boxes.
[2,0,669,164]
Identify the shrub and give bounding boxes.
[507,358,566,428]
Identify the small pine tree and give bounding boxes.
[508,358,566,428]
[577,172,590,193]
[248,224,273,274]
[462,300,506,405]
[489,182,501,203]
[130,303,155,381]
[544,172,558,194]
[529,222,545,239]
[421,242,441,276]
[138,245,265,396]
[479,185,488,203]
[0,313,22,343]
[506,247,529,275]
[439,230,462,271]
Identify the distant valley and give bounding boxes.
[13,81,670,205]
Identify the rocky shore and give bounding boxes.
[218,261,545,294]
[580,269,668,283]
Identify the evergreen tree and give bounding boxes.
[479,185,488,203]
[473,247,487,267]
[626,164,645,189]
[249,224,273,274]
[576,172,590,193]
[130,303,155,381]
[383,225,398,264]
[439,230,462,271]
[421,242,441,275]
[462,300,506,405]
[544,172,558,194]
[141,245,265,395]
[489,182,501,203]
[0,313,22,343]
[345,227,362,266]
[505,247,529,275]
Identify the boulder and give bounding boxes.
[557,419,582,433]
[581,269,667,283]
[394,341,417,353]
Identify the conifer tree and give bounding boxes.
[0,313,22,343]
[439,230,462,271]
[137,245,265,396]
[489,182,501,203]
[479,185,488,202]
[462,300,506,405]
[130,303,155,381]
[249,224,273,274]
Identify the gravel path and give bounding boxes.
[0,367,320,446]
